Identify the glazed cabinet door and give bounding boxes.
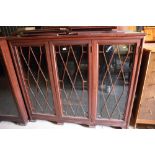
[92,40,141,127]
[50,41,92,125]
[10,42,59,122]
[0,40,28,124]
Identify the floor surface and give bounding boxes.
[1,120,155,129]
[0,120,113,129]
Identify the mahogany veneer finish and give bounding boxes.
[8,30,144,128]
[0,38,28,124]
[133,43,155,127]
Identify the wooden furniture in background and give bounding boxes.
[117,26,136,32]
[143,27,155,42]
[0,38,28,124]
[133,43,155,127]
[8,29,144,128]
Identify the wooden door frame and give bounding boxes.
[92,38,142,128]
[49,40,93,126]
[9,41,59,122]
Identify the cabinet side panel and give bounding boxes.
[133,49,151,124]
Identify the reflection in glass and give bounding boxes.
[55,45,88,117]
[97,44,135,120]
[0,49,19,116]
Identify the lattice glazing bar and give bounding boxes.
[16,45,56,115]
[97,44,136,120]
[55,44,89,118]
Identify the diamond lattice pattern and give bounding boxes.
[97,44,135,120]
[55,45,89,117]
[17,46,56,115]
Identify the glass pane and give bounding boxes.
[17,46,56,115]
[97,44,136,120]
[55,44,89,118]
[0,49,19,116]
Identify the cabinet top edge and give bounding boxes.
[1,31,145,41]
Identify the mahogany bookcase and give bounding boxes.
[0,38,28,124]
[8,31,144,128]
